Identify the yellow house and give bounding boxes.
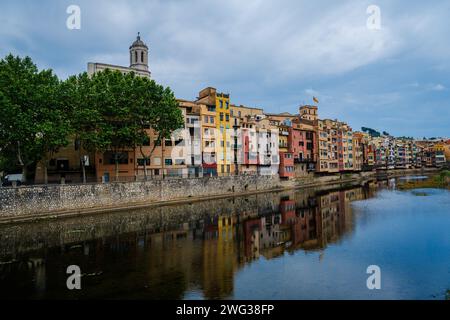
[216,92,233,175]
[197,87,234,175]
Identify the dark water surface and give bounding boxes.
[0,176,449,300]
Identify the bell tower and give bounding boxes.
[129,32,149,73]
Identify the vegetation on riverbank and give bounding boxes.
[434,170,450,186]
[397,170,450,190]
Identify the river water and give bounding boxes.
[0,176,449,300]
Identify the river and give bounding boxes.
[0,175,449,300]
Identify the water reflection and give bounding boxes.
[1,177,448,300]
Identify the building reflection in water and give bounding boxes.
[0,181,380,299]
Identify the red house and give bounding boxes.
[279,152,294,179]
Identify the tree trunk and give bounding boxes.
[17,141,26,183]
[21,165,27,183]
[162,142,165,180]
[143,161,148,181]
[139,146,148,181]
[44,164,48,185]
[115,155,119,182]
[81,157,87,183]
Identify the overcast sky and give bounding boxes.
[1,0,449,138]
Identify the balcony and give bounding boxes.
[294,158,316,164]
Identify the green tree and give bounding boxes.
[66,69,183,181]
[93,70,147,181]
[61,73,103,183]
[64,69,183,182]
[0,54,70,183]
[134,79,184,180]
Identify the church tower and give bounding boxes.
[129,32,149,73]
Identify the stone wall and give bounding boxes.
[0,175,282,217]
[0,168,437,219]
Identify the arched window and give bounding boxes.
[135,51,138,63]
[141,51,144,63]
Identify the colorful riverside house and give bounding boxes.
[277,123,290,153]
[196,87,234,175]
[279,152,295,179]
[394,141,407,169]
[337,122,354,172]
[353,132,367,171]
[255,117,280,176]
[133,105,189,179]
[196,88,229,175]
[199,102,218,176]
[287,106,317,178]
[315,119,341,174]
[230,104,263,174]
[434,142,447,167]
[178,100,203,177]
[316,119,330,173]
[231,104,279,176]
[240,119,259,174]
[444,140,450,165]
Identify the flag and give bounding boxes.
[313,96,319,104]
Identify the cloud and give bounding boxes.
[304,89,320,97]
[1,0,450,137]
[430,84,446,91]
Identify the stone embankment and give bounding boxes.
[0,168,438,223]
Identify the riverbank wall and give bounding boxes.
[0,168,438,222]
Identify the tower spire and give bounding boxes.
[129,33,149,73]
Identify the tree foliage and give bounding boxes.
[64,69,183,180]
[0,54,70,181]
[361,127,381,138]
[1,54,184,183]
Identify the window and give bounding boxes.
[137,158,150,166]
[154,139,161,146]
[220,100,223,108]
[165,139,173,147]
[141,51,144,63]
[165,158,173,166]
[204,116,208,123]
[104,152,128,165]
[210,116,214,124]
[135,51,138,62]
[225,101,229,109]
[226,114,229,121]
[220,113,224,121]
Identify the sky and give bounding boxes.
[1,0,449,138]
